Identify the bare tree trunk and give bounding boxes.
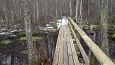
[36,0,39,24]
[76,0,80,22]
[55,0,58,18]
[22,0,35,65]
[33,0,36,23]
[69,0,72,17]
[3,4,9,31]
[79,0,83,28]
[19,0,22,20]
[11,10,14,30]
[100,0,109,56]
[44,0,47,24]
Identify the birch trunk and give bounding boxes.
[100,0,109,56]
[36,1,39,24]
[79,0,83,28]
[44,0,47,24]
[3,5,9,31]
[69,0,72,17]
[55,0,58,18]
[22,0,35,65]
[76,0,80,22]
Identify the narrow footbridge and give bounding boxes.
[52,17,115,65]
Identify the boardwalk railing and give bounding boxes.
[68,17,115,65]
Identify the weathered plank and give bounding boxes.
[53,28,62,65]
[67,27,80,65]
[67,36,74,65]
[53,26,80,65]
[63,29,69,65]
[58,28,64,65]
[68,17,115,65]
[68,22,90,65]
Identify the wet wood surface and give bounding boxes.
[52,26,80,65]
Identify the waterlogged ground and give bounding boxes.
[0,31,48,65]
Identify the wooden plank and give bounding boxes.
[67,27,80,65]
[69,38,80,65]
[53,26,80,65]
[68,22,90,65]
[58,28,64,65]
[67,26,80,65]
[67,35,74,65]
[63,29,69,65]
[70,39,80,65]
[53,28,63,65]
[58,39,64,65]
[68,17,115,65]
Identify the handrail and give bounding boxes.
[68,17,115,65]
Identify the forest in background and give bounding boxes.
[0,0,115,65]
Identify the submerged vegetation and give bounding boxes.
[0,31,50,65]
[1,40,13,44]
[0,32,43,44]
[20,36,42,41]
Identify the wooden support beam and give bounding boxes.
[68,17,115,65]
[52,28,62,65]
[68,22,90,65]
[67,26,80,65]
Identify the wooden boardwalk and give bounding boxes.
[52,26,80,65]
[52,18,115,65]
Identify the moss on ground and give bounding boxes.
[30,59,36,65]
[112,34,115,38]
[20,36,42,41]
[0,32,43,45]
[19,32,26,37]
[19,32,38,37]
[109,25,115,30]
[0,36,42,44]
[25,59,36,65]
[1,40,13,44]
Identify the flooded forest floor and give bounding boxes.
[0,30,58,65]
